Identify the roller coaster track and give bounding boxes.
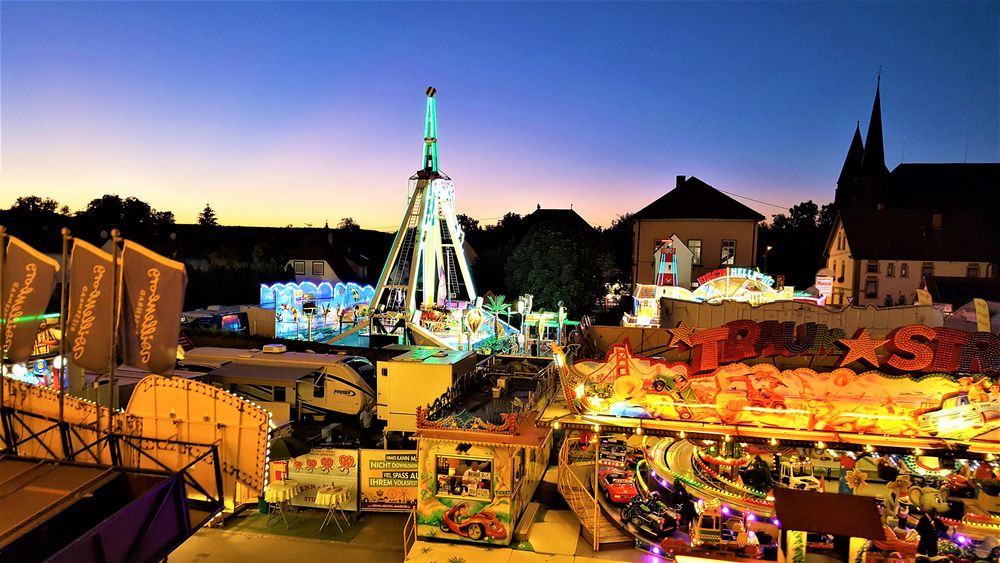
[643,437,776,517]
[644,437,1000,539]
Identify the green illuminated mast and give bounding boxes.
[423,86,439,173]
[368,86,477,317]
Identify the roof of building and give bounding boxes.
[523,207,595,233]
[837,123,865,186]
[290,229,368,281]
[838,209,1000,261]
[633,176,765,222]
[922,276,1000,306]
[885,163,1000,211]
[859,80,889,178]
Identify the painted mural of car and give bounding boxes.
[916,392,1000,438]
[440,503,507,541]
[599,469,639,504]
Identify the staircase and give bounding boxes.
[556,435,632,550]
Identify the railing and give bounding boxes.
[417,359,552,434]
[557,432,600,550]
[403,506,417,558]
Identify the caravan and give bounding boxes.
[180,347,377,422]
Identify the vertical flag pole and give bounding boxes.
[58,228,70,450]
[107,229,121,460]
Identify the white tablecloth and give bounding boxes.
[265,480,301,503]
[315,485,349,507]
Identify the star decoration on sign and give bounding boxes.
[837,328,887,367]
[668,322,696,349]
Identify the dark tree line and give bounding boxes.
[757,201,836,289]
[4,194,838,317]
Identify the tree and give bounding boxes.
[75,195,175,237]
[12,196,60,214]
[456,214,481,236]
[198,203,219,226]
[338,217,360,231]
[601,212,634,291]
[758,200,836,288]
[505,225,613,315]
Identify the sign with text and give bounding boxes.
[287,447,359,511]
[359,450,418,512]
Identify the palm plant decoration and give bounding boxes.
[483,294,511,335]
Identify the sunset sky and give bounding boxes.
[2,2,997,230]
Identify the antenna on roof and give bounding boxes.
[900,141,905,165]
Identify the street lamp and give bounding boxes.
[764,245,774,273]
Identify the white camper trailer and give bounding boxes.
[180,347,377,421]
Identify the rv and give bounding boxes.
[180,346,377,423]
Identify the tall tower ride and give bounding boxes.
[371,87,477,314]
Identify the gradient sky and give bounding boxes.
[2,2,997,230]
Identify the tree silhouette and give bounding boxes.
[198,203,219,226]
[505,225,613,315]
[12,196,60,214]
[338,217,360,231]
[758,200,835,287]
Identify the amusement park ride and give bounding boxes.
[370,86,477,316]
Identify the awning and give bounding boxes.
[207,362,321,386]
[772,488,884,539]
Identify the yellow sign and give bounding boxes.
[974,298,991,333]
[359,449,418,512]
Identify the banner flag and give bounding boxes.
[121,240,187,374]
[2,236,60,363]
[66,239,116,372]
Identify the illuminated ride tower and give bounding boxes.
[370,87,477,316]
[653,239,678,286]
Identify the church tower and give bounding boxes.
[836,77,890,211]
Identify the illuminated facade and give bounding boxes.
[260,281,374,341]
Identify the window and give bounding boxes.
[900,263,909,278]
[865,280,878,299]
[435,455,493,500]
[967,264,980,278]
[688,239,702,265]
[921,262,934,278]
[720,240,736,265]
[867,261,879,274]
[274,386,286,402]
[832,262,837,275]
[293,260,306,275]
[312,260,325,275]
[839,260,845,282]
[886,263,894,277]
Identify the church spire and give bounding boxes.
[860,76,889,177]
[838,121,865,186]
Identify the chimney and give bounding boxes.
[676,175,686,188]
